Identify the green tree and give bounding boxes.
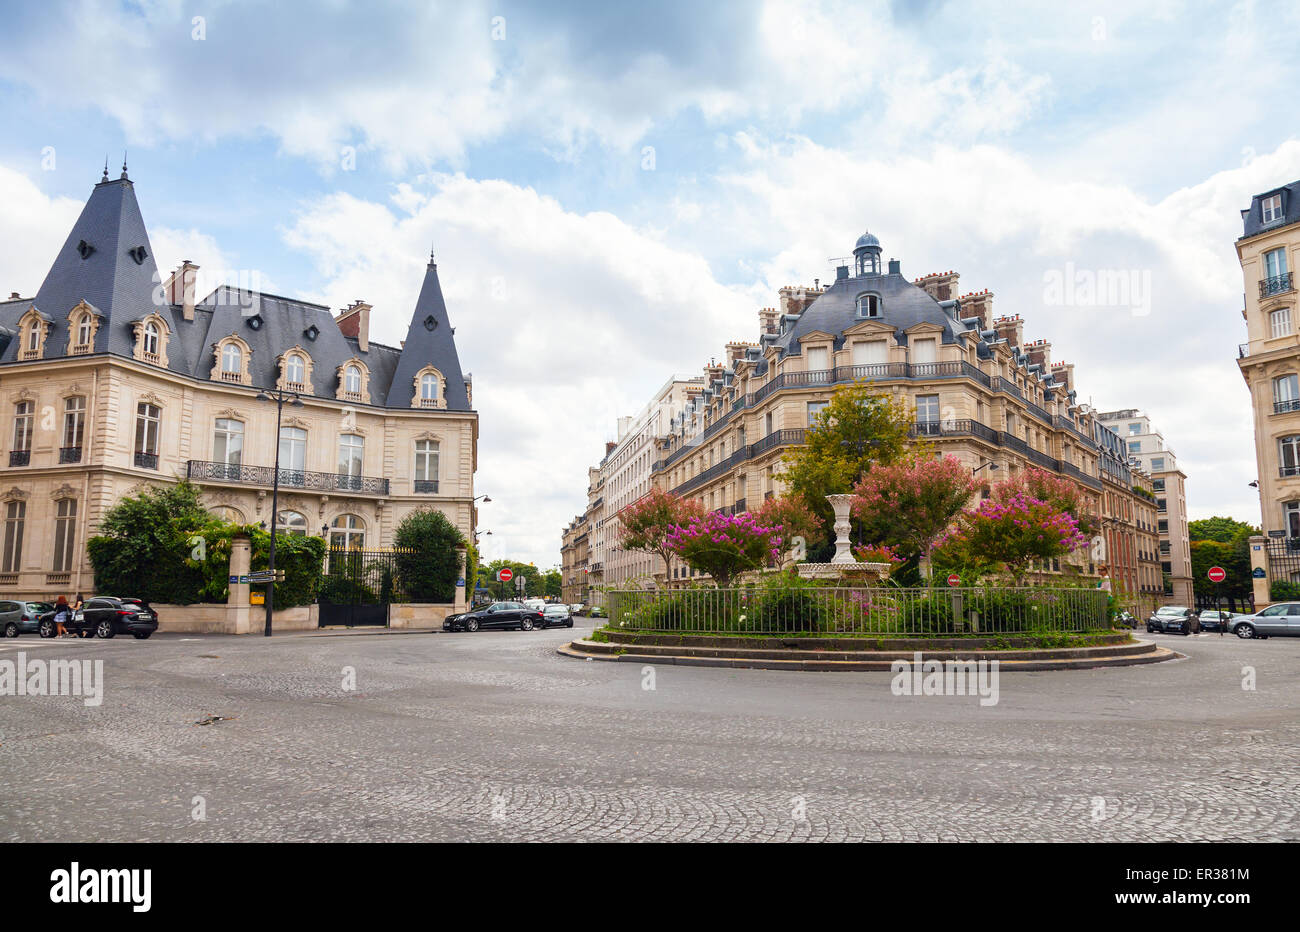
[540,568,563,599]
[778,382,912,504]
[1190,534,1253,608]
[86,482,218,604]
[1188,516,1259,543]
[483,558,542,600]
[393,509,467,603]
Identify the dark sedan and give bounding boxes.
[1146,605,1199,635]
[539,603,574,629]
[443,601,544,632]
[41,597,158,639]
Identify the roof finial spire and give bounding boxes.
[120,151,128,181]
[429,243,436,266]
[101,157,109,183]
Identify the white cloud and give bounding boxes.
[282,175,753,566]
[0,166,83,298]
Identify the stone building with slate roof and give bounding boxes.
[0,167,477,602]
[606,230,1162,609]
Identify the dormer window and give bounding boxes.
[856,294,880,318]
[78,316,92,346]
[1263,193,1284,224]
[212,335,252,385]
[143,322,160,357]
[335,358,370,404]
[287,354,305,385]
[17,307,51,361]
[413,366,445,409]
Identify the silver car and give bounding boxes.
[1228,602,1300,639]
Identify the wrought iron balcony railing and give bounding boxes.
[1259,272,1293,299]
[1275,398,1300,414]
[413,479,439,493]
[187,459,390,495]
[134,451,159,470]
[8,450,29,467]
[59,446,82,464]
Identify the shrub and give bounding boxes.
[393,508,466,602]
[747,575,828,633]
[1270,579,1300,601]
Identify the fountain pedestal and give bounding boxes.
[795,493,891,584]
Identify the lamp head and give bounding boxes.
[255,392,271,402]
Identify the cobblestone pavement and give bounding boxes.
[1,624,1296,841]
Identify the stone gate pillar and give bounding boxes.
[229,533,252,635]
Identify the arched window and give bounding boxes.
[330,514,365,550]
[421,373,438,401]
[345,365,362,394]
[25,324,39,353]
[209,505,244,524]
[856,294,880,318]
[143,322,160,357]
[277,510,308,537]
[286,354,305,385]
[77,315,93,347]
[222,342,242,373]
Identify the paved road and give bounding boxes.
[1,624,1296,841]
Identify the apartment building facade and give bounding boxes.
[1095,408,1193,604]
[0,169,478,600]
[1237,180,1300,545]
[640,231,1156,600]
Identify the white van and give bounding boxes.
[522,598,546,613]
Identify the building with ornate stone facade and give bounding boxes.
[1237,179,1300,542]
[0,168,477,601]
[1095,408,1192,604]
[633,230,1158,601]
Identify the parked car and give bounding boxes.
[1114,610,1137,629]
[1228,602,1300,639]
[540,603,574,629]
[522,598,546,613]
[442,601,544,632]
[570,604,585,615]
[1196,609,1238,632]
[40,597,158,639]
[1,600,32,637]
[1146,605,1199,635]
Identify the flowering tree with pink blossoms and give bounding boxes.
[617,488,705,578]
[989,467,1098,537]
[665,512,784,588]
[752,493,825,562]
[850,455,980,562]
[931,493,1089,584]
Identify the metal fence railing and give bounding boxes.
[605,586,1111,637]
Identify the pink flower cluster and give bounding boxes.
[852,542,904,565]
[665,511,785,564]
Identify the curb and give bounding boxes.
[558,638,1181,672]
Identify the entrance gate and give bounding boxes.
[318,547,411,627]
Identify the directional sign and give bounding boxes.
[1207,566,1226,584]
[947,574,961,587]
[515,575,526,591]
[497,568,513,583]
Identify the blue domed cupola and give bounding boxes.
[853,230,882,277]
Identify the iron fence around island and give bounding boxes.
[605,585,1110,637]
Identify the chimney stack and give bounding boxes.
[163,260,200,321]
[336,299,371,352]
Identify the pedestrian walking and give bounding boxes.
[53,595,71,638]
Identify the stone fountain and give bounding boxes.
[796,493,891,583]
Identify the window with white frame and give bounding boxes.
[1285,500,1300,538]
[1263,194,1284,223]
[806,346,829,373]
[856,294,880,318]
[1276,374,1299,410]
[420,373,438,402]
[221,342,242,373]
[134,403,161,462]
[12,402,33,454]
[62,397,86,451]
[345,365,362,394]
[1280,435,1300,476]
[276,510,308,537]
[330,514,365,549]
[214,418,243,467]
[77,314,93,347]
[142,322,160,358]
[286,353,305,387]
[1271,307,1292,339]
[415,439,440,492]
[52,498,77,573]
[337,433,364,478]
[2,500,25,573]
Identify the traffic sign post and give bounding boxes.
[1208,566,1226,636]
[947,574,961,588]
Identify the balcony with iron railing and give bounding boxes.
[9,450,29,467]
[1259,271,1294,299]
[59,446,82,464]
[187,459,390,495]
[134,451,159,470]
[1275,398,1300,415]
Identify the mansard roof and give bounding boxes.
[0,173,472,411]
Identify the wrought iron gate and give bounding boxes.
[318,547,411,627]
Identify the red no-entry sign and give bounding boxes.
[497,568,513,583]
[1207,566,1226,584]
[947,574,961,587]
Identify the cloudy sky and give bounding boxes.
[1,0,1297,567]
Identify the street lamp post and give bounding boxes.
[972,461,1000,476]
[256,387,304,637]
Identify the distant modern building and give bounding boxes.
[1237,180,1300,545]
[1095,409,1193,604]
[0,167,478,600]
